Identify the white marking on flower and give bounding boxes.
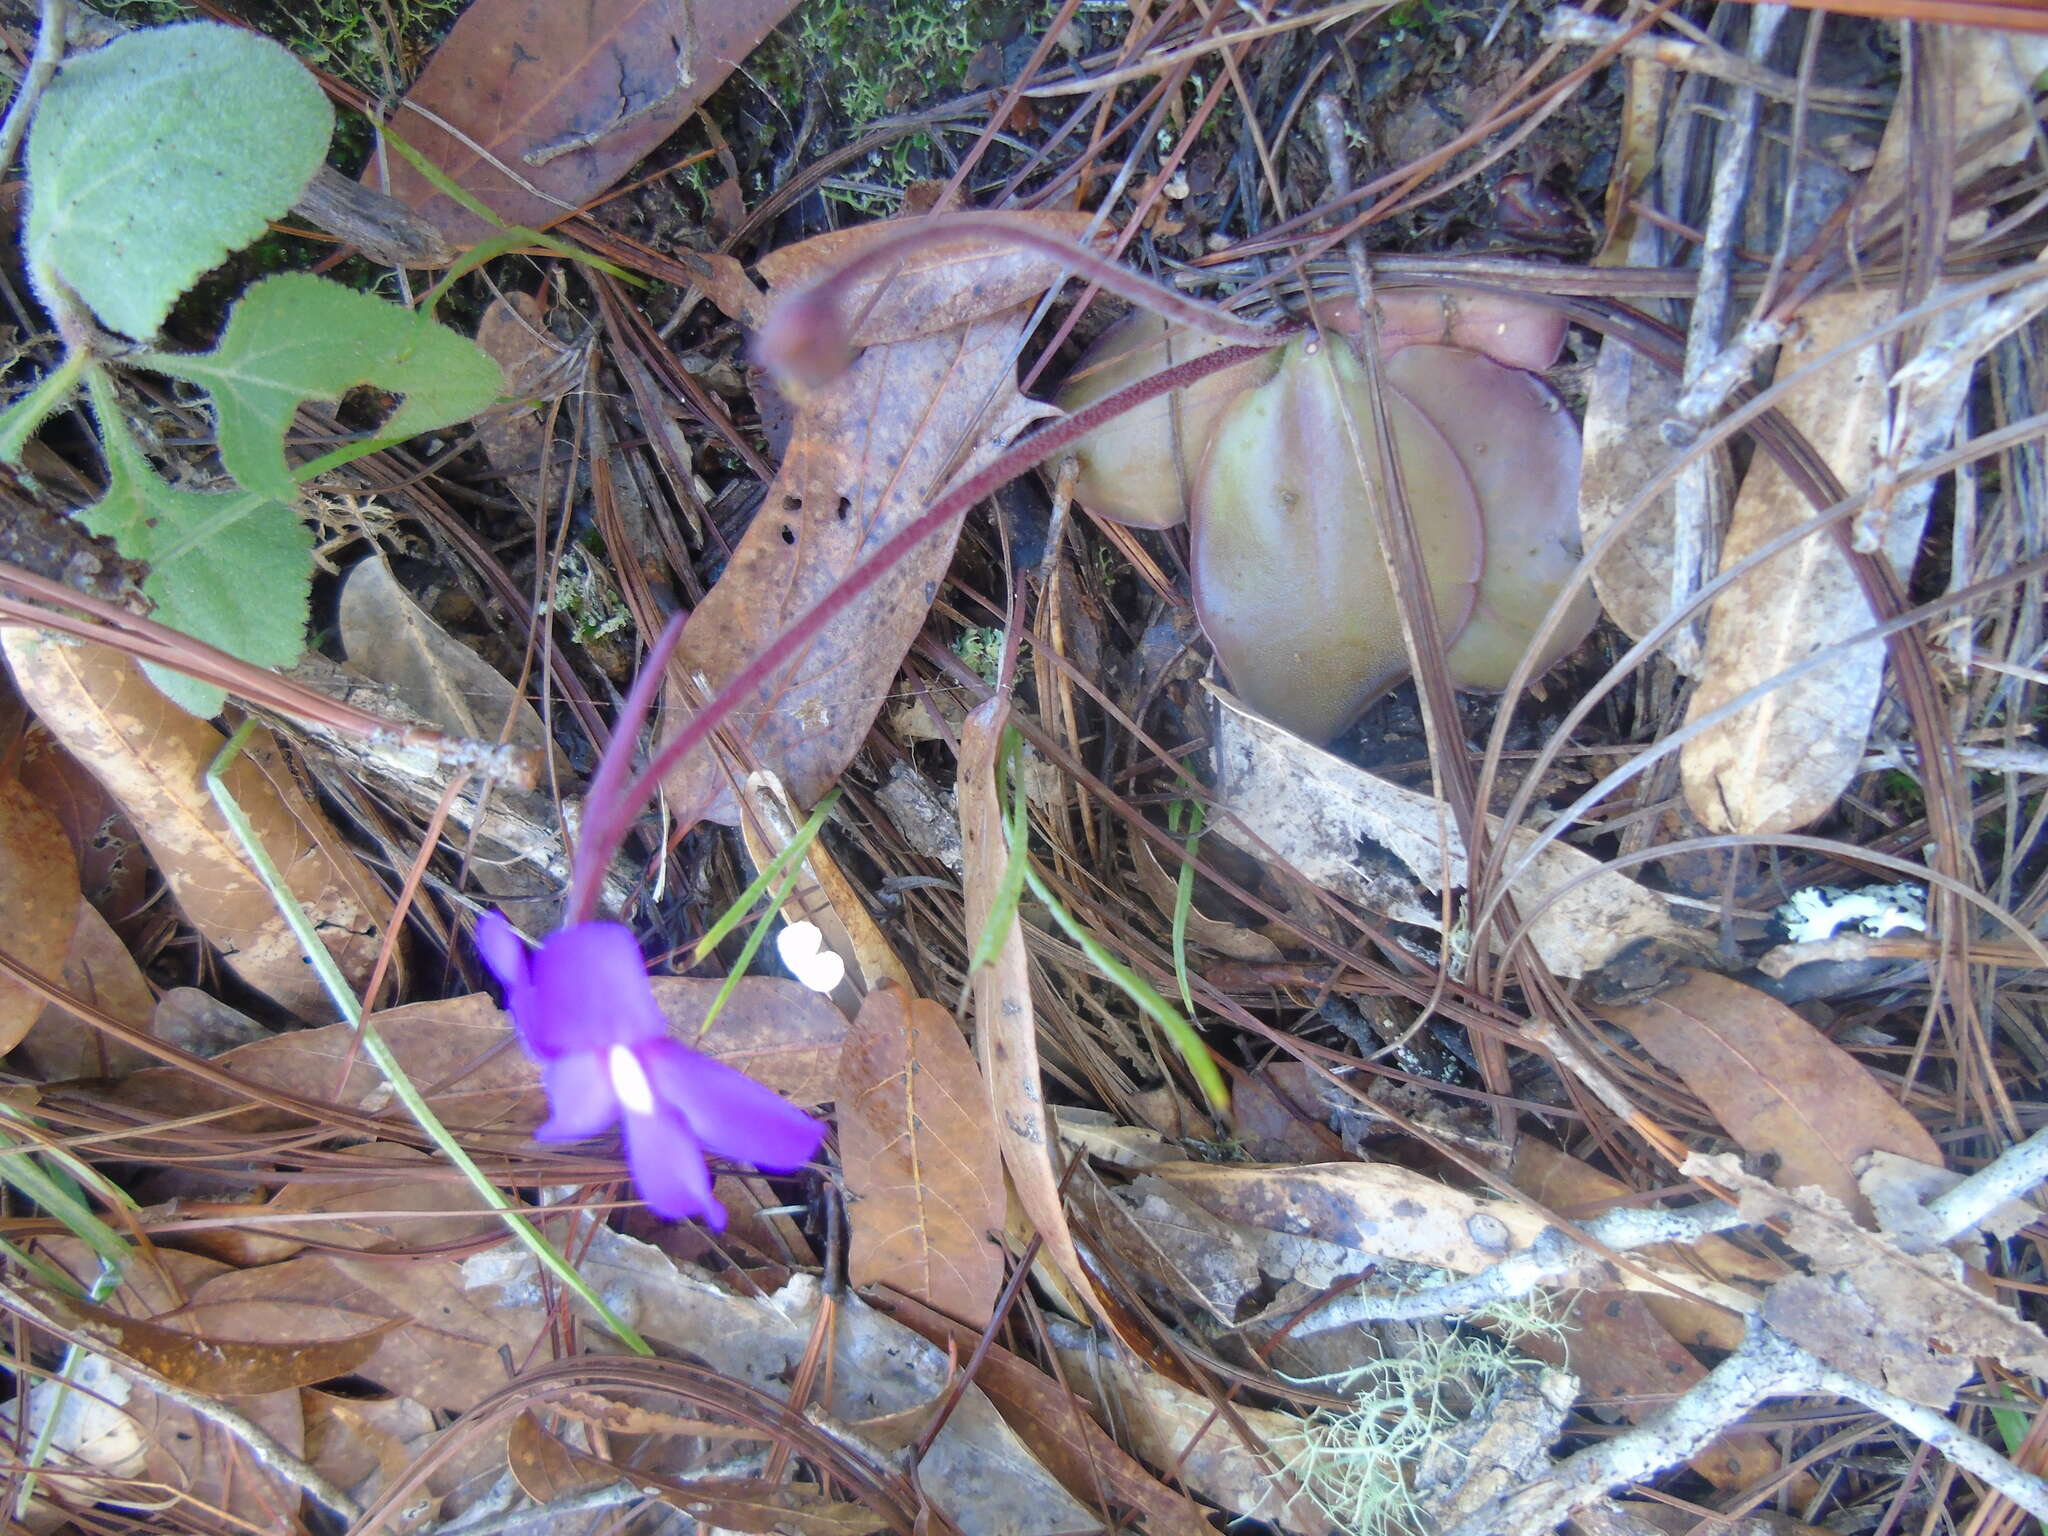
[776,920,847,994]
[608,1044,656,1117]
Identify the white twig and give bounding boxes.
[1924,1124,2048,1248]
[1296,1201,1754,1332]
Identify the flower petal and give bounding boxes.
[621,1105,724,1227]
[520,922,669,1058]
[476,911,532,992]
[642,1040,826,1173]
[534,1052,621,1141]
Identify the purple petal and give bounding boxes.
[475,911,532,992]
[534,1052,620,1141]
[621,1105,724,1227]
[642,1040,826,1173]
[518,922,668,1058]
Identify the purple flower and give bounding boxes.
[477,911,825,1229]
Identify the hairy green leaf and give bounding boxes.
[26,22,332,340]
[78,381,311,715]
[140,273,505,501]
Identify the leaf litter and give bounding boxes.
[0,2,2046,1534]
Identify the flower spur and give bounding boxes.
[478,614,824,1228]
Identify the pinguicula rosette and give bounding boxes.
[1055,291,1599,741]
[476,615,825,1228]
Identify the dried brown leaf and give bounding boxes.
[339,556,558,767]
[1209,686,1693,977]
[1050,1322,1328,1536]
[466,1227,1097,1536]
[755,211,1096,346]
[373,0,802,244]
[957,699,1095,1307]
[660,292,1053,822]
[0,772,81,1052]
[302,1389,442,1530]
[1597,971,1942,1220]
[113,976,841,1131]
[1694,1153,2048,1408]
[508,1408,620,1504]
[17,898,156,1082]
[1678,289,1897,834]
[869,1288,1215,1536]
[839,984,1005,1326]
[25,1276,396,1394]
[182,1253,546,1413]
[1,634,396,1016]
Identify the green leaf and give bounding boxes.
[79,379,311,716]
[26,21,332,340]
[0,352,88,463]
[140,273,504,501]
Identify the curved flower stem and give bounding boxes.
[205,720,654,1357]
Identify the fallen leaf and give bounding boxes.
[1144,1161,1753,1316]
[178,1253,545,1413]
[958,699,1095,1306]
[1208,685,1693,977]
[0,633,396,1017]
[868,1288,1216,1536]
[659,220,1061,822]
[24,1275,395,1394]
[1681,31,2042,834]
[472,290,576,512]
[1576,332,1729,642]
[1597,971,1943,1220]
[839,984,1006,1326]
[0,772,85,1053]
[302,1389,443,1530]
[113,977,843,1130]
[508,1407,620,1504]
[1048,1319,1328,1536]
[373,0,803,245]
[755,211,1096,347]
[1677,289,1898,834]
[338,555,558,767]
[1693,1153,2048,1408]
[17,897,157,1082]
[466,1227,1097,1536]
[12,717,150,935]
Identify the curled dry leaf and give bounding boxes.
[372,0,802,244]
[838,984,1006,1327]
[1208,685,1692,977]
[755,210,1097,348]
[338,555,558,769]
[179,1253,550,1414]
[1692,1153,2048,1409]
[958,698,1096,1306]
[1,633,395,1017]
[1596,970,1942,1222]
[867,1287,1216,1536]
[1143,1160,1756,1319]
[17,898,157,1082]
[0,771,83,1053]
[660,218,1064,824]
[1678,289,1899,834]
[18,1274,396,1395]
[1047,1319,1329,1536]
[466,1227,1097,1536]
